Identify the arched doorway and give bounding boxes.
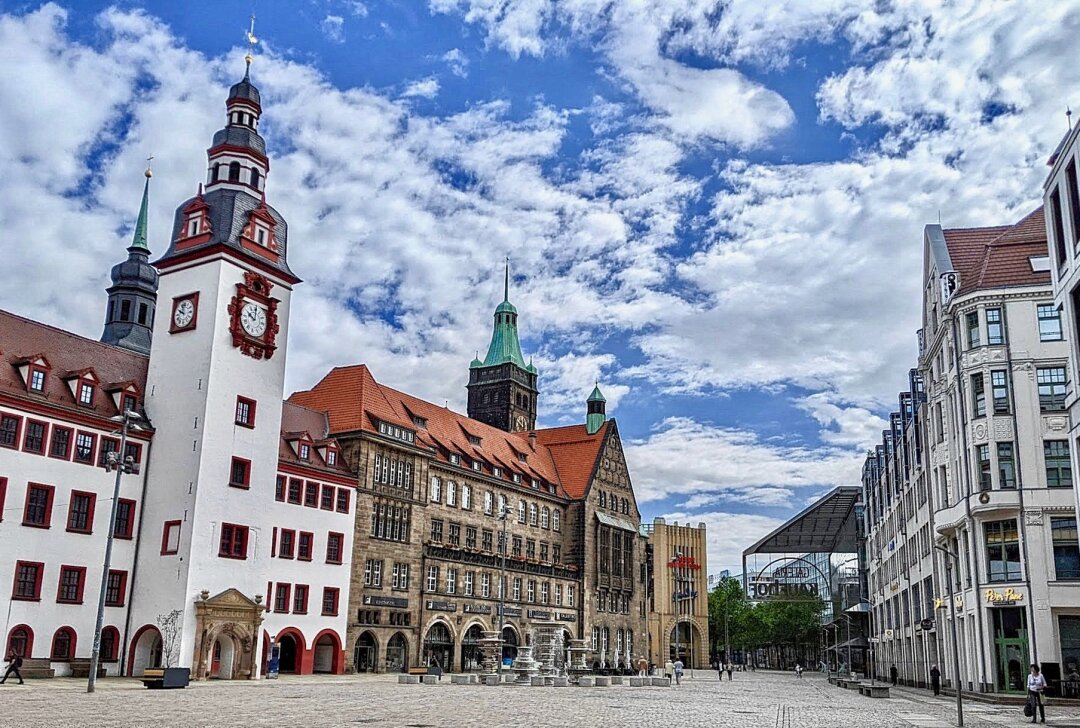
[423,622,453,671]
[461,624,485,672]
[668,622,701,668]
[313,631,341,674]
[501,626,519,662]
[128,625,162,676]
[278,634,299,674]
[354,631,377,673]
[210,636,237,679]
[385,632,408,673]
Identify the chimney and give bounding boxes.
[529,430,537,450]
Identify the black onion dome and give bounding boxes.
[228,77,261,106]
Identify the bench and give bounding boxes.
[859,682,890,698]
[141,668,165,688]
[407,668,428,675]
[69,659,106,679]
[837,678,861,690]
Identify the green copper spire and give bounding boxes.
[130,164,152,251]
[477,261,528,369]
[586,382,607,434]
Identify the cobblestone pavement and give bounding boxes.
[2,671,1079,728]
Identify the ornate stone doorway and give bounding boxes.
[192,588,264,680]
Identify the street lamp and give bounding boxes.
[934,544,964,728]
[87,408,143,693]
[495,501,511,676]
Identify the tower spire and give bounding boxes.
[503,257,510,302]
[244,14,258,80]
[130,157,152,251]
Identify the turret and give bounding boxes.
[586,384,606,434]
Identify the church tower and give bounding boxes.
[100,167,159,354]
[467,264,538,432]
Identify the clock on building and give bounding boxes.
[227,271,280,360]
[515,414,528,431]
[170,293,199,333]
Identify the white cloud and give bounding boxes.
[402,77,440,99]
[320,14,345,43]
[441,48,469,78]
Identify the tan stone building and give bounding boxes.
[288,282,647,673]
[645,518,709,668]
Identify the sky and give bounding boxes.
[1,1,1078,574]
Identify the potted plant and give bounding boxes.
[157,610,190,688]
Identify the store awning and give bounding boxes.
[742,486,862,556]
[596,511,638,533]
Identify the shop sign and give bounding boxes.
[668,555,702,570]
[672,590,698,601]
[364,595,409,608]
[984,588,1023,606]
[497,605,523,617]
[933,596,964,610]
[556,612,576,622]
[750,581,818,600]
[774,566,810,579]
[426,599,457,612]
[463,604,492,615]
[527,609,552,620]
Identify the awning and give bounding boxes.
[596,512,638,533]
[845,601,872,614]
[742,486,862,556]
[828,637,869,650]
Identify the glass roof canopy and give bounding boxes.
[743,486,862,556]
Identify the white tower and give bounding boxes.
[127,58,301,677]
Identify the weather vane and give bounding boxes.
[145,154,154,178]
[244,14,258,77]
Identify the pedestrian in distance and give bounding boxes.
[890,664,898,686]
[716,659,724,681]
[1027,663,1047,724]
[673,658,684,686]
[664,658,675,685]
[0,652,24,685]
[795,663,803,678]
[637,655,648,677]
[725,662,734,680]
[930,665,941,696]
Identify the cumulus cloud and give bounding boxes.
[441,48,469,78]
[320,14,345,43]
[402,77,440,98]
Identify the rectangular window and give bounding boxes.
[567,586,574,607]
[304,482,319,507]
[105,570,127,607]
[28,369,45,392]
[0,414,20,448]
[553,511,560,532]
[279,529,295,558]
[23,483,54,527]
[326,532,344,564]
[461,485,471,510]
[1053,517,1080,580]
[275,475,286,502]
[512,577,521,601]
[274,583,290,613]
[430,519,443,543]
[57,565,86,604]
[465,526,477,549]
[526,539,536,559]
[430,477,442,503]
[392,563,410,590]
[336,489,350,513]
[49,426,72,459]
[74,431,95,463]
[1047,440,1073,488]
[66,491,96,533]
[12,561,43,600]
[22,420,47,454]
[1038,304,1064,341]
[985,519,1022,582]
[299,443,310,461]
[288,478,302,504]
[527,579,535,603]
[1052,187,1068,268]
[219,523,249,559]
[229,457,251,488]
[484,491,493,515]
[297,531,313,561]
[97,437,119,468]
[446,568,457,594]
[161,520,181,555]
[555,584,563,606]
[1068,159,1080,246]
[447,481,457,507]
[998,442,1016,489]
[320,485,334,510]
[480,572,490,598]
[293,585,309,614]
[1038,367,1068,411]
[365,559,383,587]
[79,382,94,406]
[482,530,493,552]
[113,499,135,538]
[991,371,1009,414]
[426,565,438,592]
[235,396,256,427]
[967,311,981,348]
[512,536,522,557]
[322,587,339,616]
[448,523,460,546]
[986,308,1004,345]
[971,373,986,417]
[464,571,474,596]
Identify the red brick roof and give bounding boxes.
[943,208,1050,295]
[0,309,149,424]
[277,401,352,477]
[288,364,610,500]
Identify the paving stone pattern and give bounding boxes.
[1,671,1077,727]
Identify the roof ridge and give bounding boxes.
[0,308,149,360]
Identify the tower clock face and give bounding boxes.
[515,414,528,430]
[240,302,267,337]
[173,299,194,328]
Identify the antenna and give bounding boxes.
[1068,107,1073,131]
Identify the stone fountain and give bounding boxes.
[509,637,541,684]
[478,630,504,685]
[565,638,592,685]
[531,620,568,686]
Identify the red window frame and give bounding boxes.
[12,561,44,601]
[113,498,136,539]
[320,484,334,510]
[0,478,6,522]
[326,532,344,564]
[123,441,143,466]
[160,520,181,555]
[304,482,318,508]
[298,531,313,561]
[274,583,290,613]
[48,425,73,460]
[51,627,76,660]
[98,437,119,468]
[23,483,55,528]
[22,419,48,454]
[219,523,249,559]
[104,570,127,607]
[322,587,340,616]
[279,528,295,559]
[292,584,309,615]
[120,393,138,414]
[73,430,97,464]
[336,488,351,514]
[100,626,120,661]
[229,456,252,489]
[275,475,286,502]
[287,478,302,504]
[56,565,87,604]
[265,581,273,612]
[66,490,96,534]
[235,396,257,428]
[0,413,22,449]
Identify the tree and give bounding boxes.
[156,609,183,668]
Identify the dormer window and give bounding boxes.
[78,383,93,406]
[120,394,138,414]
[413,416,427,428]
[299,444,310,461]
[492,467,502,478]
[517,452,527,463]
[187,217,200,237]
[28,369,45,393]
[468,435,481,446]
[255,227,267,247]
[471,461,482,472]
[531,478,539,489]
[327,450,337,466]
[512,473,521,484]
[449,454,460,465]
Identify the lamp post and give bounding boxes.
[496,502,511,676]
[934,544,964,727]
[87,408,142,693]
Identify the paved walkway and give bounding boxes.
[0,670,1075,727]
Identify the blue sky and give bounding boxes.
[2,1,1079,572]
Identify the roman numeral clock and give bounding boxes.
[227,271,280,359]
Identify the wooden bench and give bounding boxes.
[407,667,429,676]
[837,678,861,690]
[859,682,890,698]
[19,658,54,679]
[69,659,106,679]
[141,668,165,688]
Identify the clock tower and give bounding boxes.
[130,56,300,668]
[466,264,538,432]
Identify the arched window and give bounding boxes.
[51,627,75,660]
[518,500,526,523]
[528,503,537,526]
[100,626,120,661]
[228,162,241,182]
[540,507,549,529]
[212,163,221,182]
[552,510,560,532]
[6,626,32,658]
[250,167,261,190]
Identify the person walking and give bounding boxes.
[673,658,684,686]
[930,665,941,696]
[637,655,648,677]
[664,658,675,685]
[795,663,803,678]
[725,662,734,681]
[890,664,898,686]
[1027,663,1047,724]
[0,652,24,685]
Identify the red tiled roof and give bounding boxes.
[288,364,610,499]
[943,208,1050,295]
[278,400,352,476]
[0,309,149,423]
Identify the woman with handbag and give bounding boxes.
[1027,663,1046,723]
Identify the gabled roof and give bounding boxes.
[532,422,610,499]
[277,401,351,476]
[942,208,1050,295]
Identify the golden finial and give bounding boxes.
[144,154,154,178]
[244,14,258,77]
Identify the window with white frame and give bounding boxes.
[461,484,472,510]
[447,481,457,507]
[552,510,561,531]
[540,507,549,529]
[464,571,474,596]
[528,503,538,526]
[1038,304,1063,341]
[512,577,522,601]
[481,572,491,598]
[567,585,574,607]
[555,584,562,605]
[541,582,549,604]
[446,568,457,594]
[430,476,442,502]
[484,491,493,515]
[518,500,526,523]
[426,565,439,592]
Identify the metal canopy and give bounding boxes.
[743,486,862,556]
